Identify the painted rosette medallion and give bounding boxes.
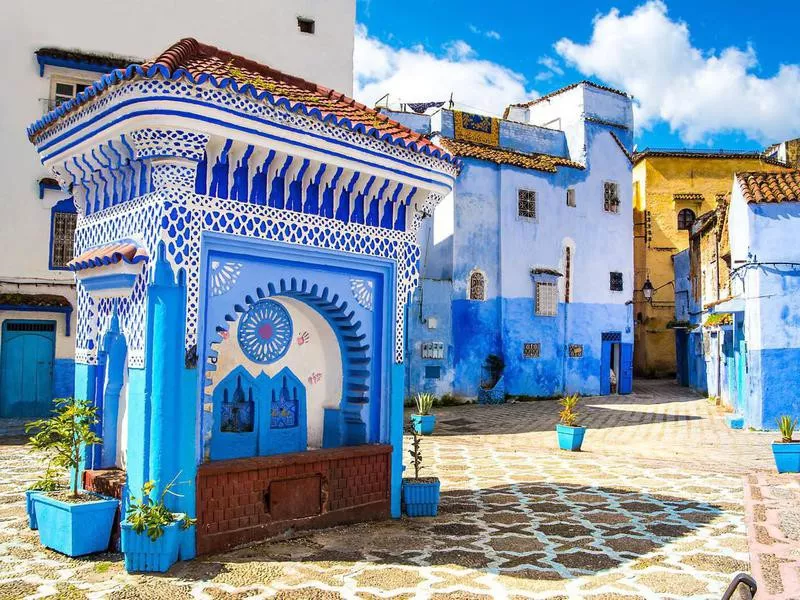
[237,299,293,364]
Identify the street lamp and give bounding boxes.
[642,278,654,302]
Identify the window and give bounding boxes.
[517,189,537,220]
[52,80,89,108]
[297,17,315,34]
[535,282,558,316]
[523,343,541,358]
[610,272,623,292]
[566,188,576,207]
[421,342,444,360]
[604,181,620,213]
[425,366,441,379]
[569,344,583,358]
[563,247,572,303]
[468,270,486,301]
[677,208,696,231]
[50,203,77,269]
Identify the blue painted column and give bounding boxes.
[390,362,404,518]
[145,248,184,503]
[75,362,97,486]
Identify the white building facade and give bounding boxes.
[0,0,355,417]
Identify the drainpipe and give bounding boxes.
[561,300,568,394]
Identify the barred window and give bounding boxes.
[569,344,583,358]
[677,208,696,230]
[51,210,77,268]
[564,247,572,303]
[523,343,541,358]
[469,270,486,301]
[535,282,558,316]
[566,188,576,207]
[518,189,537,219]
[610,271,623,291]
[604,181,620,213]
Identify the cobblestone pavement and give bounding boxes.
[743,471,800,599]
[0,381,781,599]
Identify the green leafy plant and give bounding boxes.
[559,394,580,427]
[414,393,435,416]
[407,417,425,479]
[27,465,65,492]
[777,415,798,443]
[26,397,102,498]
[126,474,196,542]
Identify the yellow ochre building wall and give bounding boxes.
[632,154,789,377]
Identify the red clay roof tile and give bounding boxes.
[737,171,800,203]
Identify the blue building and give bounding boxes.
[672,248,707,393]
[389,82,635,400]
[711,170,800,429]
[26,39,456,560]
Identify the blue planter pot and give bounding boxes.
[25,490,42,530]
[556,424,586,451]
[121,518,183,573]
[772,442,800,473]
[402,478,440,517]
[33,492,118,557]
[411,414,436,435]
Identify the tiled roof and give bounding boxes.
[67,242,149,272]
[29,38,455,164]
[438,138,584,173]
[503,81,629,118]
[736,171,800,203]
[36,47,141,71]
[673,193,704,202]
[633,148,788,168]
[0,293,71,308]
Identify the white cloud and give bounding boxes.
[353,25,534,116]
[469,24,502,40]
[537,56,564,76]
[554,0,800,144]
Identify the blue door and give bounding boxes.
[675,330,689,386]
[0,320,56,417]
[619,343,633,395]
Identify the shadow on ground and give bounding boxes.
[163,481,729,588]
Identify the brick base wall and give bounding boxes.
[83,469,126,551]
[196,444,392,555]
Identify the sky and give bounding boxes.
[354,0,800,151]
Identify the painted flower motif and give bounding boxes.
[237,299,293,364]
[210,260,243,296]
[350,278,374,311]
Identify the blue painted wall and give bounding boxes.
[396,96,634,400]
[727,191,800,429]
[53,358,75,398]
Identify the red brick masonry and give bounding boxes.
[196,444,392,555]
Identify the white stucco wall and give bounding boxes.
[0,0,355,361]
[0,1,355,282]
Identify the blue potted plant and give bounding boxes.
[411,393,436,435]
[772,416,800,473]
[25,466,65,530]
[121,475,195,573]
[27,398,118,556]
[402,418,440,517]
[556,394,586,451]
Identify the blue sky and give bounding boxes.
[354,0,800,151]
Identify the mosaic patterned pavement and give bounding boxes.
[743,471,800,599]
[0,381,780,599]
